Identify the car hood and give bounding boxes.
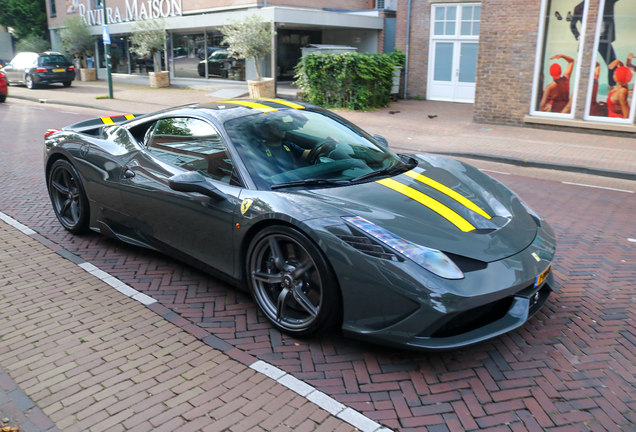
[298,154,538,263]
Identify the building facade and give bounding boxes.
[397,0,636,132]
[46,0,395,83]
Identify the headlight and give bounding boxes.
[342,216,464,280]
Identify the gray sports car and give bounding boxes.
[44,99,556,351]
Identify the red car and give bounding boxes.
[0,69,8,102]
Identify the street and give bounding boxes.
[1,97,636,431]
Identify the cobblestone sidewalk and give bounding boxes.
[0,219,366,432]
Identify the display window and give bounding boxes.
[531,0,589,118]
[584,0,636,123]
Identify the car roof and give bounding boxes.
[190,99,315,123]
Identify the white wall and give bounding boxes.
[322,29,378,53]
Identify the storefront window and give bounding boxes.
[98,37,130,74]
[585,0,636,122]
[531,0,588,117]
[173,32,205,79]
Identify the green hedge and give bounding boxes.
[294,51,405,111]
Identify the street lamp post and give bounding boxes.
[102,0,114,99]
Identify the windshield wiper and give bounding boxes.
[271,178,350,190]
[349,161,415,184]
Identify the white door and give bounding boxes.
[428,4,481,103]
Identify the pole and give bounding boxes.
[403,0,412,100]
[102,0,114,99]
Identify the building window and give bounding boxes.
[584,0,636,123]
[50,0,56,17]
[530,0,589,118]
[460,5,480,36]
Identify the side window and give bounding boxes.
[146,117,241,186]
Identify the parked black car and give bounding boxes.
[3,52,75,89]
[197,50,244,78]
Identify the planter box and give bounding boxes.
[79,68,96,82]
[149,71,170,88]
[248,78,275,98]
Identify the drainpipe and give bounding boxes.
[403,0,412,100]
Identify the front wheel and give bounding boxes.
[48,159,90,234]
[25,74,35,89]
[247,226,341,337]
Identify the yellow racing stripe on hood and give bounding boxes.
[404,171,491,219]
[376,178,476,232]
[214,100,278,113]
[252,98,306,109]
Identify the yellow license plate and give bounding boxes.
[535,264,551,287]
[53,68,65,72]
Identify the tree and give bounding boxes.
[129,18,166,72]
[59,16,94,68]
[0,0,47,40]
[222,14,272,81]
[16,33,50,53]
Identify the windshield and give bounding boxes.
[224,109,404,190]
[40,55,69,65]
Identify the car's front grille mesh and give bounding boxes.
[337,234,398,261]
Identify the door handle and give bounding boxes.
[123,168,135,178]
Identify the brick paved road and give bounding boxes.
[0,220,357,432]
[1,100,635,430]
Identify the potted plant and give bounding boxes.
[129,18,169,88]
[59,16,95,81]
[222,14,274,98]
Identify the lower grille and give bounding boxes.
[428,297,514,338]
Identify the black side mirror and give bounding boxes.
[168,171,226,201]
[373,134,389,148]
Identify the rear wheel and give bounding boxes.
[25,74,35,89]
[0,94,5,103]
[247,226,341,337]
[63,81,72,87]
[48,159,90,234]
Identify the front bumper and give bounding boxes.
[307,218,557,351]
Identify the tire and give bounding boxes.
[0,93,5,103]
[48,159,90,234]
[247,226,341,337]
[63,81,72,87]
[25,74,35,89]
[222,70,228,79]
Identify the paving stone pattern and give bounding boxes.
[0,220,357,432]
[1,105,636,430]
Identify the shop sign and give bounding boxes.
[78,0,182,26]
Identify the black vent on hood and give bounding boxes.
[337,234,399,261]
[444,252,488,273]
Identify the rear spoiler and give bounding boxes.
[64,114,141,134]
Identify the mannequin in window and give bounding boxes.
[539,54,574,113]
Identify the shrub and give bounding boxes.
[222,14,272,81]
[295,50,405,111]
[59,16,94,68]
[16,34,50,53]
[129,18,166,72]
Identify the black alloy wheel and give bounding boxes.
[48,160,90,234]
[248,226,341,337]
[25,74,35,89]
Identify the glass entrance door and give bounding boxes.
[428,4,480,103]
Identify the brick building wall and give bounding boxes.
[395,0,431,99]
[472,0,542,125]
[473,0,600,125]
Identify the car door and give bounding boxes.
[119,116,243,276]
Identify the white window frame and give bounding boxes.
[430,3,481,41]
[583,0,636,124]
[529,0,589,119]
[427,3,481,103]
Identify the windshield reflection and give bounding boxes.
[224,109,403,190]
